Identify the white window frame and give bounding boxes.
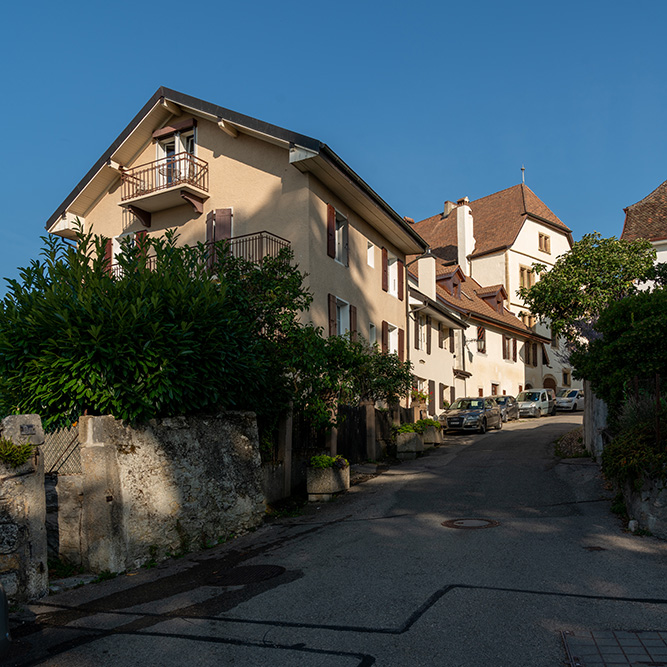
[387,252,398,297]
[387,322,399,354]
[335,211,348,266]
[336,297,350,336]
[369,322,377,346]
[367,241,375,267]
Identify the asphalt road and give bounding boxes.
[8,413,667,666]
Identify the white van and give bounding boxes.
[516,389,552,418]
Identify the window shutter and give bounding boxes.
[426,316,432,355]
[381,247,388,292]
[104,238,113,275]
[398,328,405,361]
[428,380,436,416]
[438,323,444,349]
[343,221,349,267]
[328,294,337,336]
[449,329,455,353]
[135,230,148,257]
[206,210,214,244]
[532,342,538,367]
[439,383,445,410]
[350,305,357,341]
[214,208,232,241]
[513,339,517,362]
[381,320,389,353]
[414,315,420,350]
[327,205,336,258]
[398,259,404,301]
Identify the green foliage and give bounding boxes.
[411,389,428,403]
[518,232,656,346]
[610,492,627,517]
[0,436,34,468]
[395,418,442,436]
[571,289,667,416]
[601,425,667,486]
[309,454,349,469]
[92,570,118,583]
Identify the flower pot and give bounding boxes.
[306,466,350,502]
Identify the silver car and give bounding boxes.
[556,389,584,411]
[440,397,502,434]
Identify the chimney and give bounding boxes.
[443,201,456,216]
[417,254,436,301]
[456,198,474,275]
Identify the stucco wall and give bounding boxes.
[77,412,265,572]
[0,415,48,602]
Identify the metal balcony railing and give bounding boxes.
[110,231,291,277]
[120,152,209,201]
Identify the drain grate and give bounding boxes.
[207,565,286,586]
[562,630,667,666]
[441,519,499,530]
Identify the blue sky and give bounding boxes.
[2,0,666,289]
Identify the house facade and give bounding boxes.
[412,185,580,392]
[45,88,427,363]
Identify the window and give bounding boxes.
[562,370,571,387]
[418,315,427,351]
[551,330,558,348]
[502,336,511,360]
[519,266,535,290]
[538,233,551,254]
[512,338,517,362]
[477,326,486,353]
[157,129,195,187]
[532,342,538,367]
[387,252,398,296]
[491,383,499,396]
[367,241,374,267]
[327,205,348,265]
[336,298,350,335]
[521,313,536,329]
[388,323,399,354]
[369,322,377,346]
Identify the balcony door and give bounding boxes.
[157,131,195,188]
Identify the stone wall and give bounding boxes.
[78,412,265,572]
[0,415,48,602]
[624,476,667,540]
[583,380,609,461]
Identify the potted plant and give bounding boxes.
[410,389,428,405]
[306,455,350,502]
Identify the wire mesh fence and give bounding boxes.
[42,424,81,474]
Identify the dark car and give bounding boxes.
[487,395,519,422]
[440,397,502,434]
[0,581,9,659]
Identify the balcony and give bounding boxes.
[110,231,291,277]
[120,153,209,216]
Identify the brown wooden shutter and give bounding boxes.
[398,259,404,301]
[206,210,214,244]
[104,238,113,275]
[532,342,538,367]
[328,294,337,336]
[135,231,148,257]
[414,314,420,350]
[428,380,436,415]
[438,323,444,349]
[426,316,432,355]
[398,328,405,361]
[214,208,232,241]
[513,339,517,361]
[350,305,357,341]
[502,336,507,360]
[381,320,389,353]
[439,383,445,409]
[449,329,455,353]
[327,204,336,258]
[381,247,388,291]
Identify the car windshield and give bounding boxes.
[557,389,578,398]
[517,391,540,402]
[493,397,507,405]
[451,399,484,410]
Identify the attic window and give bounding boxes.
[538,233,551,254]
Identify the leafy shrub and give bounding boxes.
[601,425,667,486]
[309,455,349,469]
[0,437,33,468]
[415,418,441,432]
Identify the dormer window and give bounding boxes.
[539,233,551,254]
[436,266,465,299]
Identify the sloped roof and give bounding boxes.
[621,178,667,242]
[45,87,426,254]
[413,184,572,260]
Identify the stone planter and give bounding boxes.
[395,431,424,460]
[307,466,350,502]
[422,425,442,448]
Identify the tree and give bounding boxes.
[517,232,657,347]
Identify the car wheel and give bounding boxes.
[572,403,578,411]
[478,419,486,434]
[496,417,502,430]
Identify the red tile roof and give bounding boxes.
[413,184,572,260]
[621,179,667,242]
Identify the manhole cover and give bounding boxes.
[207,565,286,586]
[441,519,499,530]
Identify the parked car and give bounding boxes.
[556,388,584,411]
[0,581,9,659]
[487,395,519,422]
[440,397,502,433]
[516,389,553,418]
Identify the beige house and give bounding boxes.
[413,185,580,392]
[45,87,427,361]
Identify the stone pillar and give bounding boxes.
[0,415,48,602]
[78,416,124,573]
